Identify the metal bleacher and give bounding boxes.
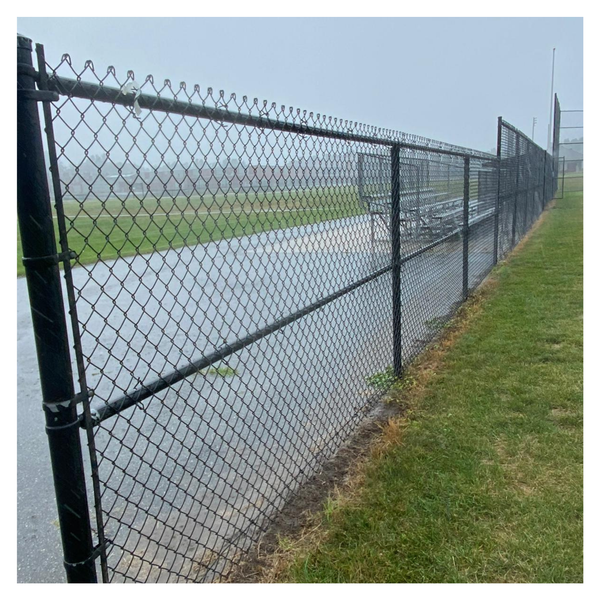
[357,152,496,252]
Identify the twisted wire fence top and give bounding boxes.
[28,47,555,583]
[45,53,495,158]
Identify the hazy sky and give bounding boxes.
[17,17,583,153]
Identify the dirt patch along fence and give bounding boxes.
[17,34,560,582]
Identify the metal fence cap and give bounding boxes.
[17,34,32,49]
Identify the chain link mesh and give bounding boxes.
[31,52,557,582]
[555,99,583,199]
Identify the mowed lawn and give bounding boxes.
[279,185,583,583]
[16,185,363,276]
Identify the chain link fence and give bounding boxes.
[554,96,583,199]
[17,35,560,583]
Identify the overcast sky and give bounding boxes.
[17,17,583,153]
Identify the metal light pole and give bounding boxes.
[532,117,537,142]
[546,48,556,152]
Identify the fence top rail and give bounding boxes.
[41,55,494,161]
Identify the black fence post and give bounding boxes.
[390,144,402,378]
[493,117,502,264]
[552,93,560,197]
[543,154,547,207]
[522,141,528,230]
[542,153,547,206]
[17,35,97,583]
[462,157,470,301]
[511,135,521,248]
[357,152,365,200]
[415,164,422,238]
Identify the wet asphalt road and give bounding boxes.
[17,214,492,582]
[17,215,389,582]
[17,282,65,583]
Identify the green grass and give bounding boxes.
[16,185,363,276]
[365,366,397,391]
[200,365,238,377]
[281,187,583,583]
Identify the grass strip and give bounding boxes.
[278,187,582,583]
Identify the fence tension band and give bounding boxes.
[17,88,60,103]
[45,391,92,432]
[22,250,77,268]
[17,63,38,79]
[63,540,109,572]
[44,390,90,413]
